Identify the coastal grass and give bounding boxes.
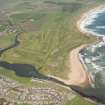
[0,25,6,32]
[0,33,15,48]
[2,14,95,79]
[10,11,47,23]
[67,96,97,105]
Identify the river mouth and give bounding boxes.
[77,5,105,104]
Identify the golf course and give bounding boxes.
[0,0,105,105]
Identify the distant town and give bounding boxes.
[0,76,65,105]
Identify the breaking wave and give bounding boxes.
[79,5,105,104]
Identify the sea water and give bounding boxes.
[79,9,105,104]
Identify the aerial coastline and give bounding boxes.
[68,5,105,87]
[77,5,105,36]
[48,45,91,87]
[1,0,105,105]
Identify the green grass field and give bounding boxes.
[0,33,15,48]
[67,96,97,105]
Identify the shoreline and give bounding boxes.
[72,5,105,86]
[77,4,105,36]
[48,45,92,87]
[50,5,105,87]
[68,45,92,87]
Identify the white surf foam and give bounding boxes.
[96,26,105,29]
[79,5,105,36]
[85,58,91,63]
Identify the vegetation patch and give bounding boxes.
[44,1,82,12]
[0,25,6,32]
[10,11,47,23]
[67,96,97,105]
[0,33,15,48]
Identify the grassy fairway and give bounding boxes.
[67,96,97,105]
[0,33,15,48]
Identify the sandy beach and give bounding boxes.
[48,45,91,87]
[67,45,91,87]
[49,45,91,87]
